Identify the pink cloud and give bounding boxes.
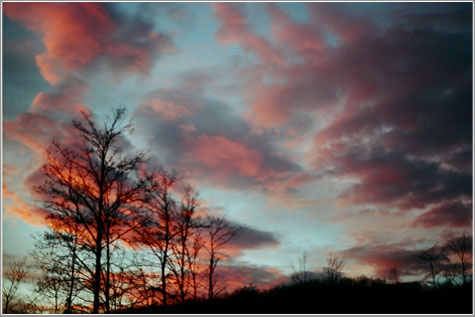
[30,77,89,115]
[140,98,199,122]
[2,185,50,226]
[190,135,265,178]
[213,3,284,65]
[4,2,170,84]
[413,201,472,228]
[341,244,425,278]
[214,265,287,292]
[267,4,326,59]
[3,112,59,157]
[4,3,114,84]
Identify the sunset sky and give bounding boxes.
[2,2,472,291]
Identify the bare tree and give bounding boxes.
[202,216,239,300]
[446,233,472,285]
[2,258,28,313]
[32,225,86,313]
[290,252,313,284]
[187,233,205,301]
[133,169,178,307]
[36,107,151,313]
[415,243,448,289]
[323,256,345,285]
[169,185,200,303]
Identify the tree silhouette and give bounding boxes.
[32,230,84,313]
[186,233,205,301]
[202,216,239,300]
[169,185,200,303]
[132,169,178,307]
[2,258,28,313]
[446,233,472,285]
[290,252,313,284]
[415,243,448,289]
[324,256,345,285]
[36,107,151,313]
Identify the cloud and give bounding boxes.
[228,225,279,251]
[214,264,287,291]
[133,72,305,192]
[341,244,427,279]
[191,135,265,178]
[3,76,88,160]
[326,148,472,209]
[412,201,472,228]
[2,185,50,226]
[30,76,89,115]
[213,3,283,65]
[4,2,172,84]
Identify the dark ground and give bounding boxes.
[118,278,473,314]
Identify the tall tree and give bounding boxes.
[169,185,200,303]
[186,233,205,301]
[415,243,448,289]
[446,233,472,285]
[133,169,178,307]
[36,107,150,313]
[202,216,239,300]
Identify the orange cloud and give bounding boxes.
[2,185,49,226]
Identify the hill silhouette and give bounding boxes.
[118,277,473,314]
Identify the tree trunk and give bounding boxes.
[65,225,78,314]
[161,259,167,306]
[461,261,466,285]
[4,297,10,314]
[92,230,103,313]
[192,273,197,301]
[105,225,111,313]
[208,257,214,300]
[430,264,436,289]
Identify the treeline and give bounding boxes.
[120,246,473,314]
[2,108,240,314]
[289,233,472,290]
[123,275,472,314]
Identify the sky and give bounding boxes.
[2,2,473,292]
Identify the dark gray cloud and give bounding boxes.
[412,201,472,228]
[228,225,279,250]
